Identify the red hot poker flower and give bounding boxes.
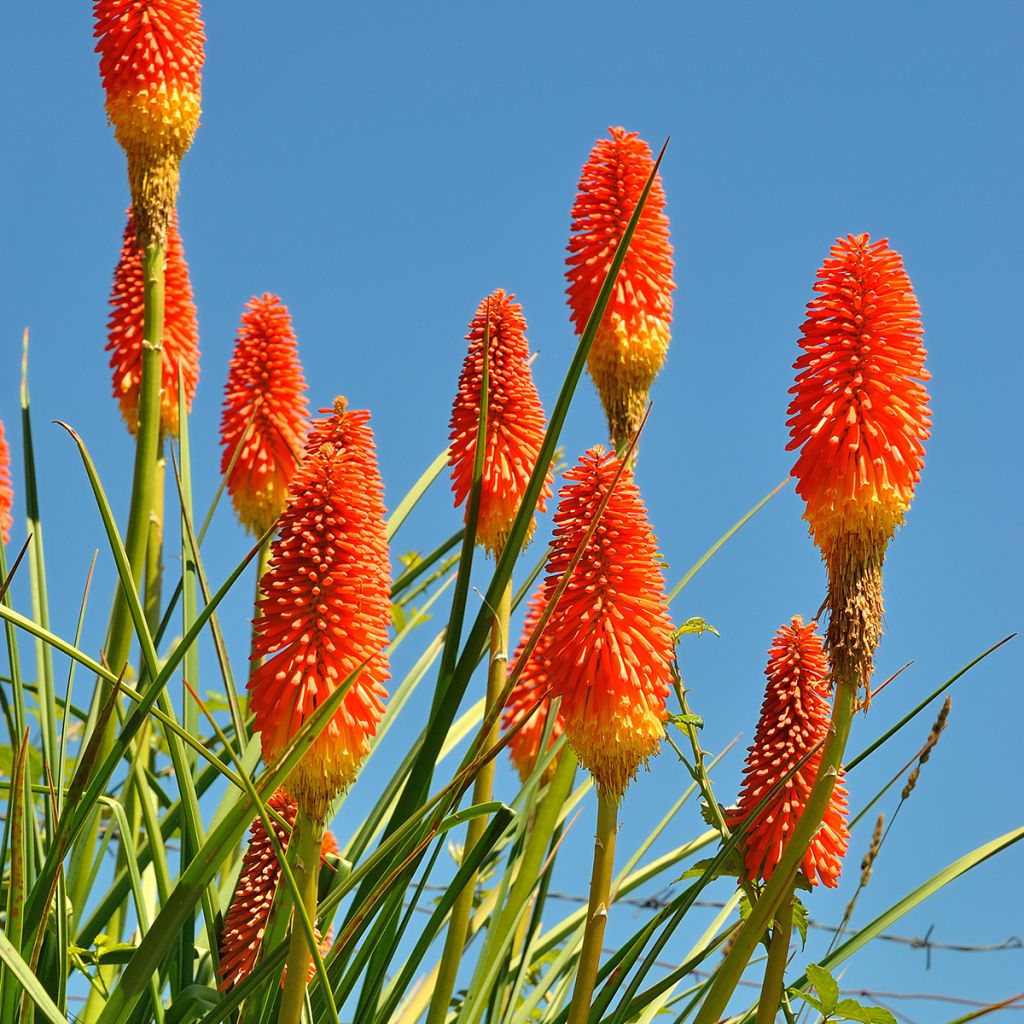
[501,585,565,784]
[0,419,13,546]
[107,209,199,437]
[540,446,674,798]
[218,790,336,991]
[94,0,205,245]
[248,399,391,821]
[566,127,675,451]
[448,289,552,555]
[726,617,850,888]
[786,234,930,693]
[221,295,310,535]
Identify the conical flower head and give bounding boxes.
[786,234,930,693]
[448,289,552,555]
[540,447,674,798]
[94,0,205,245]
[501,585,565,784]
[726,617,850,888]
[107,208,199,436]
[218,789,336,991]
[0,419,13,546]
[248,399,391,821]
[566,127,675,451]
[221,295,310,535]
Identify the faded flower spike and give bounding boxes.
[0,419,12,546]
[218,790,337,991]
[502,586,565,784]
[94,0,205,246]
[787,234,930,696]
[221,295,310,535]
[448,289,552,556]
[107,209,199,436]
[540,446,674,798]
[566,127,675,453]
[248,399,391,821]
[727,617,850,888]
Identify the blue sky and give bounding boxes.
[2,1,1022,1018]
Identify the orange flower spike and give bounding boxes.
[0,419,13,546]
[566,127,675,451]
[501,586,565,784]
[221,295,310,535]
[726,617,851,889]
[94,0,205,245]
[448,289,552,556]
[248,398,391,821]
[787,234,930,694]
[218,790,337,991]
[107,209,199,436]
[540,447,674,798]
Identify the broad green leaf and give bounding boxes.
[805,963,838,1015]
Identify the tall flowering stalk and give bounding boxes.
[246,398,390,1024]
[566,127,675,454]
[0,419,12,547]
[787,234,931,698]
[220,294,309,666]
[94,0,205,248]
[221,295,310,537]
[695,236,930,1023]
[218,790,337,991]
[448,288,551,556]
[430,290,551,1024]
[541,446,674,1024]
[501,586,564,785]
[728,618,850,1023]
[107,210,200,436]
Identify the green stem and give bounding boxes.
[458,749,578,1024]
[566,790,619,1024]
[249,533,273,672]
[693,681,856,1024]
[75,238,165,1024]
[279,810,324,1024]
[755,881,795,1024]
[426,577,512,1024]
[143,439,166,637]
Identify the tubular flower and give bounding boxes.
[94,0,205,246]
[221,295,310,535]
[107,208,199,436]
[726,617,850,888]
[248,399,391,821]
[0,419,12,546]
[218,790,337,991]
[501,586,565,784]
[787,234,930,696]
[566,127,675,452]
[448,289,552,555]
[540,447,674,798]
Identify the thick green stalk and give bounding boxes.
[279,809,325,1024]
[249,533,273,671]
[693,680,856,1024]
[458,749,577,1024]
[566,790,619,1024]
[426,577,513,1024]
[143,440,166,636]
[755,881,795,1024]
[75,239,165,1024]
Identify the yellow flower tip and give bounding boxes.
[587,313,670,450]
